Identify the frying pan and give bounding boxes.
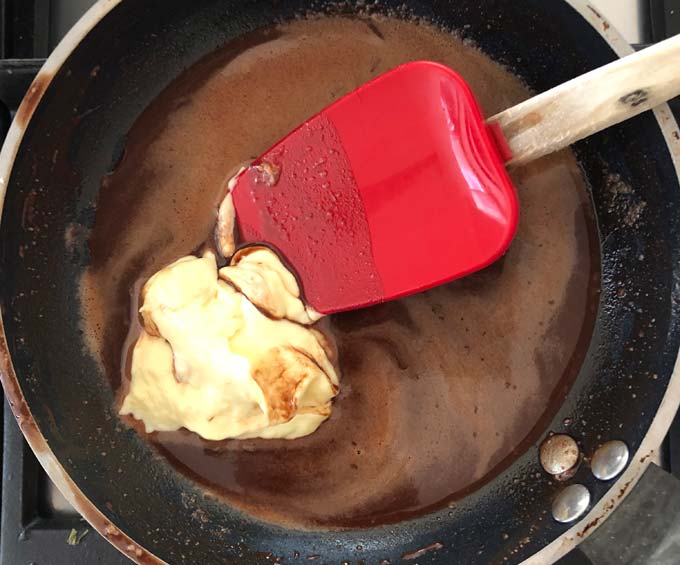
[1,1,680,563]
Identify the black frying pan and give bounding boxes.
[1,1,680,563]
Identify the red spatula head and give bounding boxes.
[231,61,517,314]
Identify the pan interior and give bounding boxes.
[79,15,600,528]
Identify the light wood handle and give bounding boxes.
[488,34,680,166]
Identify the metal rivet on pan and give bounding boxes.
[540,434,580,476]
[552,484,591,523]
[591,440,629,481]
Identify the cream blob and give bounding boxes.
[120,253,339,440]
[220,246,322,325]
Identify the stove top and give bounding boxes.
[0,1,679,564]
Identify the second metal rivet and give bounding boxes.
[591,440,629,481]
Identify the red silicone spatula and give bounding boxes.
[231,34,680,314]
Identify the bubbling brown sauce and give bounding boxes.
[80,16,600,528]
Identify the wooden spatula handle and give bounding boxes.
[488,34,680,166]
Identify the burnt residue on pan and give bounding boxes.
[13,74,50,131]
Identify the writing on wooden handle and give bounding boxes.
[488,34,680,166]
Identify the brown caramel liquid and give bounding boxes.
[80,16,599,528]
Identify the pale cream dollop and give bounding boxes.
[221,247,322,325]
[120,252,339,440]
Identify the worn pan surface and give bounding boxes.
[1,1,680,563]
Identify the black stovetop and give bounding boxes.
[0,1,679,564]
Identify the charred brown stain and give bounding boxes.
[586,4,611,31]
[672,131,679,141]
[15,73,50,130]
[0,332,44,448]
[639,449,654,464]
[624,200,647,227]
[619,89,649,108]
[577,479,632,539]
[365,19,385,40]
[21,189,39,231]
[587,5,603,20]
[250,346,330,422]
[577,498,614,538]
[555,457,581,482]
[64,222,83,254]
[618,479,633,498]
[401,542,444,560]
[255,550,283,562]
[191,508,209,524]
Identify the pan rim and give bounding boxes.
[0,1,678,564]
